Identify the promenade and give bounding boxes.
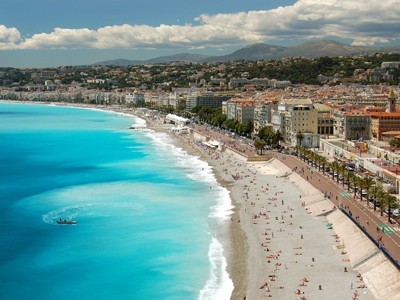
[274,152,400,267]
[189,123,400,268]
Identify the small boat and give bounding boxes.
[57,219,77,225]
[129,124,147,130]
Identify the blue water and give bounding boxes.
[0,103,233,299]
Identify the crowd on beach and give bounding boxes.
[48,104,386,299]
[115,108,379,299]
[163,127,375,299]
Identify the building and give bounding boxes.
[370,112,400,140]
[271,98,317,145]
[343,110,371,140]
[125,91,145,105]
[369,91,400,140]
[235,99,255,123]
[253,101,275,134]
[186,92,235,111]
[314,103,334,137]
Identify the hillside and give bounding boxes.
[93,40,400,66]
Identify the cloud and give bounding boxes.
[0,0,399,50]
[0,25,22,50]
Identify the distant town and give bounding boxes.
[0,55,399,138]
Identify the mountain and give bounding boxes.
[95,58,143,66]
[145,53,211,64]
[203,43,287,62]
[93,40,400,66]
[94,53,211,66]
[279,40,375,58]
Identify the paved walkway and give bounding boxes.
[190,123,400,267]
[274,152,400,267]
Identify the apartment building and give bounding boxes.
[370,112,400,140]
[253,101,275,134]
[186,92,235,111]
[271,98,317,144]
[343,110,371,140]
[314,103,334,136]
[366,91,400,140]
[235,99,255,123]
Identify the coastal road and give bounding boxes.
[189,123,400,266]
[274,152,400,267]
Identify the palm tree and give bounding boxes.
[350,175,361,197]
[315,154,323,171]
[309,151,316,167]
[331,161,340,182]
[379,191,390,217]
[272,130,283,147]
[254,138,266,155]
[375,189,386,212]
[344,170,353,190]
[383,194,398,222]
[297,146,305,161]
[361,176,374,202]
[320,156,328,174]
[303,148,311,163]
[295,145,301,157]
[338,164,347,186]
[296,131,304,147]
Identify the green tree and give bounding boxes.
[330,161,341,183]
[296,131,304,147]
[254,138,266,155]
[361,176,374,202]
[382,194,398,221]
[389,138,400,148]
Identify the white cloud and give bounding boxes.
[0,0,399,50]
[0,25,22,50]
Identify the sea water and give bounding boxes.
[0,102,233,300]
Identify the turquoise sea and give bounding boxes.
[0,102,233,299]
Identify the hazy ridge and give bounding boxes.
[94,40,400,66]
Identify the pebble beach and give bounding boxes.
[16,102,400,299]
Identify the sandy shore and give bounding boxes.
[155,131,388,300]
[6,102,396,299]
[58,104,377,299]
[144,122,374,299]
[191,153,376,299]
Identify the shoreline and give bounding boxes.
[3,101,400,299]
[129,109,376,299]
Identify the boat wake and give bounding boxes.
[42,202,145,225]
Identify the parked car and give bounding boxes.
[357,191,367,198]
[392,209,400,217]
[384,206,399,215]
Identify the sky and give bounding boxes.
[1,0,399,68]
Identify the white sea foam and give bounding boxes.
[209,188,234,222]
[42,202,145,225]
[145,130,234,299]
[198,237,234,300]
